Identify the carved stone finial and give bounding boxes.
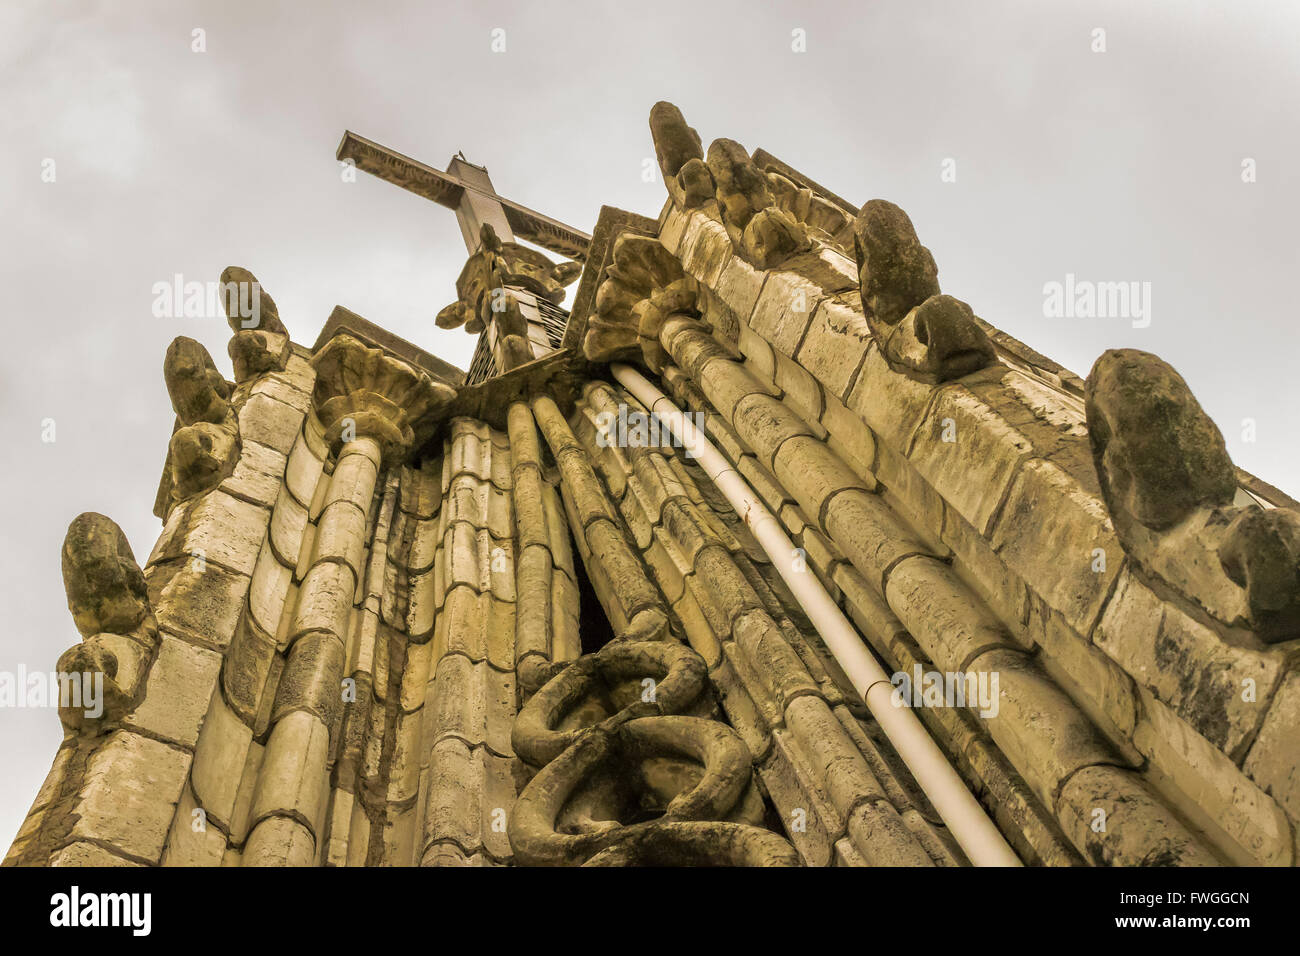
[311,333,457,463]
[706,139,774,237]
[435,224,580,356]
[853,200,939,324]
[649,104,811,269]
[58,513,158,732]
[706,139,809,268]
[649,102,713,209]
[163,336,240,501]
[852,200,994,381]
[435,300,478,333]
[221,266,291,380]
[219,265,286,335]
[1086,349,1300,642]
[62,513,149,638]
[164,336,231,426]
[1086,350,1237,531]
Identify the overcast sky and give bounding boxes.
[2,0,1297,849]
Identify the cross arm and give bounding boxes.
[337,130,592,261]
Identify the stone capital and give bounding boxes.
[310,334,456,463]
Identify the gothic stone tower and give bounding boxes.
[7,102,1300,868]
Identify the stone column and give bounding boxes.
[658,313,1222,866]
[571,380,939,866]
[242,334,453,866]
[243,434,381,865]
[530,394,671,643]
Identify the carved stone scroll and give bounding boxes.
[508,640,799,866]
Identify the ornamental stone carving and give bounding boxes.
[163,336,240,501]
[852,199,995,382]
[1086,348,1300,642]
[310,333,457,464]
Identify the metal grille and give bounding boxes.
[465,332,497,386]
[462,297,572,387]
[537,298,570,348]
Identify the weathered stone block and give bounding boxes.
[161,784,228,866]
[773,434,869,520]
[731,608,820,709]
[124,633,222,749]
[736,321,777,385]
[313,501,368,588]
[885,556,1018,670]
[844,348,940,455]
[148,559,248,650]
[773,350,826,427]
[795,293,872,402]
[291,561,356,642]
[1243,669,1300,823]
[784,694,885,817]
[991,457,1121,637]
[757,732,836,867]
[658,203,689,255]
[326,451,379,515]
[50,842,143,867]
[269,486,308,568]
[274,631,346,731]
[976,647,1126,809]
[677,212,733,288]
[423,737,482,856]
[70,731,191,864]
[251,373,312,414]
[825,492,930,591]
[285,433,325,508]
[819,392,876,484]
[939,502,1033,641]
[156,488,269,577]
[1094,569,1282,756]
[783,244,859,294]
[238,393,304,456]
[908,385,1034,536]
[243,815,316,867]
[749,270,822,357]
[191,692,255,825]
[1030,602,1139,752]
[1136,687,1292,866]
[714,250,767,321]
[1056,764,1221,866]
[221,439,288,509]
[846,800,934,867]
[249,539,291,636]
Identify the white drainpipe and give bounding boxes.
[611,362,1022,867]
